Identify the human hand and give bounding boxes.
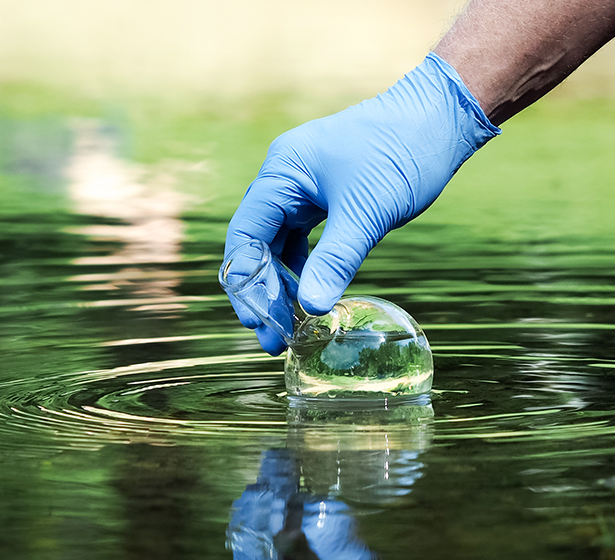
[224,52,500,355]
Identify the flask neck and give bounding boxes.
[219,239,308,346]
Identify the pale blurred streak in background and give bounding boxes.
[1,0,614,99]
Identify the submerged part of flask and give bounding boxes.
[285,296,433,399]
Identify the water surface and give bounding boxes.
[2,95,615,559]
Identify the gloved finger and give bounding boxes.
[255,323,288,356]
[223,184,291,332]
[226,293,262,330]
[223,222,314,339]
[225,174,325,258]
[221,242,272,330]
[279,229,310,278]
[224,183,286,257]
[298,211,378,316]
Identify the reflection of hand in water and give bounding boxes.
[227,449,375,560]
[227,398,434,559]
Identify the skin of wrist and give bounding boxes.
[433,0,615,126]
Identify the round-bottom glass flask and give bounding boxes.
[220,240,433,399]
[284,296,433,398]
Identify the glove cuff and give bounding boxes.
[424,51,502,148]
[394,52,501,217]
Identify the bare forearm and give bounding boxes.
[434,0,615,125]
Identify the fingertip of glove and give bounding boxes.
[298,294,334,317]
[255,325,288,356]
[297,273,341,316]
[297,247,356,315]
[228,293,263,329]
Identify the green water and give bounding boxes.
[2,86,615,559]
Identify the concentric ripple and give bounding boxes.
[2,337,615,455]
[0,352,289,450]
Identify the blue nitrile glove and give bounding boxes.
[225,52,501,355]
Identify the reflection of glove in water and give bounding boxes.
[227,450,375,560]
[225,52,500,355]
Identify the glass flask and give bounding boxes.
[219,240,433,399]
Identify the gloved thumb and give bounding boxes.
[297,217,375,315]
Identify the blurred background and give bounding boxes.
[2,0,615,99]
[3,0,614,224]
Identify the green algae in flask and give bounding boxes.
[219,240,433,399]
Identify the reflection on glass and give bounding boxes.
[286,298,433,398]
[227,397,433,558]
